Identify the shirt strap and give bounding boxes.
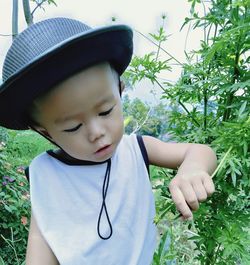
[136,135,150,175]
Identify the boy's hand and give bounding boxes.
[169,170,215,220]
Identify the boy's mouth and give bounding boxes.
[94,145,112,156]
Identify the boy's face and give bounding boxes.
[34,63,124,162]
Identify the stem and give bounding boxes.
[154,78,201,127]
[22,0,33,26]
[12,0,18,40]
[222,5,241,122]
[31,0,47,16]
[211,243,222,265]
[211,146,232,178]
[134,29,183,66]
[155,18,166,61]
[201,0,207,42]
[1,228,20,264]
[207,23,213,44]
[213,24,218,42]
[0,33,14,37]
[184,21,192,52]
[222,48,240,121]
[203,87,208,130]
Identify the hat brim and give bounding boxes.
[0,25,133,130]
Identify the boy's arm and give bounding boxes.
[26,211,59,265]
[143,135,217,220]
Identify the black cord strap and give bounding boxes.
[97,158,113,240]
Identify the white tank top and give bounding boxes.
[29,134,157,265]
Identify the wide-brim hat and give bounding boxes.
[0,17,133,130]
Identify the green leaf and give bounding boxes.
[238,101,247,117]
[243,142,248,156]
[0,256,5,265]
[4,205,12,213]
[231,172,237,187]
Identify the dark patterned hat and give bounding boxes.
[0,17,133,130]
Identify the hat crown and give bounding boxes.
[2,17,91,82]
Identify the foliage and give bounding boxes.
[0,129,52,264]
[122,94,169,137]
[1,0,249,264]
[126,0,250,264]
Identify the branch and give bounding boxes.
[154,78,201,127]
[31,0,47,16]
[12,0,18,40]
[132,107,152,134]
[134,29,183,66]
[23,0,33,26]
[201,0,207,42]
[0,33,16,37]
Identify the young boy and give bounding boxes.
[0,18,217,264]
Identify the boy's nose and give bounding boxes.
[86,120,105,142]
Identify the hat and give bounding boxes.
[0,17,133,130]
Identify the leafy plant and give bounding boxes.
[126,0,250,264]
[0,129,52,264]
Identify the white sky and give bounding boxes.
[0,0,205,103]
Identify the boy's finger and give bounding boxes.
[180,182,199,211]
[169,186,193,219]
[202,176,215,196]
[192,181,207,202]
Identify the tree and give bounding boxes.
[11,0,57,38]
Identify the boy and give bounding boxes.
[0,18,217,264]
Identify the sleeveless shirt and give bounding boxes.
[29,134,157,265]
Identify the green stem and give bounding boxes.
[12,0,18,40]
[1,228,20,265]
[201,0,207,42]
[203,87,208,130]
[211,243,222,265]
[31,0,47,17]
[211,146,232,179]
[154,78,201,127]
[22,0,33,26]
[134,29,183,66]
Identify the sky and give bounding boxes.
[0,0,205,103]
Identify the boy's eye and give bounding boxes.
[63,124,82,133]
[99,106,114,116]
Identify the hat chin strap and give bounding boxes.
[29,125,63,150]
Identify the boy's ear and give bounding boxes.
[119,80,125,95]
[32,126,53,140]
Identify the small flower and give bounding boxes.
[2,176,15,185]
[21,192,30,201]
[17,166,25,174]
[8,177,15,183]
[0,141,5,150]
[4,163,12,170]
[21,216,28,226]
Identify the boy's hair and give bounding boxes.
[27,63,121,128]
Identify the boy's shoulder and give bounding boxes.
[29,150,52,168]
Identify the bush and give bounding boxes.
[126,0,250,264]
[0,129,52,264]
